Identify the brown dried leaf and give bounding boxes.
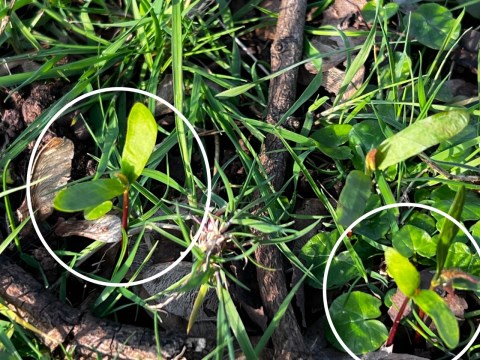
[17,137,74,224]
[55,215,122,243]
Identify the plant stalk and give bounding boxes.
[122,189,129,232]
[386,296,410,347]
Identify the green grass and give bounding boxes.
[1,0,480,358]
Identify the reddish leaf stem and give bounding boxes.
[386,296,410,347]
[122,189,129,232]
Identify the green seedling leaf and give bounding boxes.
[354,194,390,240]
[312,124,352,160]
[326,291,388,354]
[53,178,125,212]
[407,212,437,235]
[337,170,372,228]
[84,200,113,220]
[392,225,436,258]
[385,247,420,297]
[121,102,158,184]
[412,289,459,349]
[406,4,460,50]
[375,110,470,170]
[436,186,466,277]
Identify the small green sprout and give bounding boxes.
[53,102,157,232]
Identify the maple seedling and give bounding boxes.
[53,102,157,234]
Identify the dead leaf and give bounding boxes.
[17,137,74,225]
[55,215,122,243]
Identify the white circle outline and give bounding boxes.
[322,202,480,360]
[26,87,212,287]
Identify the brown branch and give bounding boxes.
[0,255,211,359]
[254,0,308,357]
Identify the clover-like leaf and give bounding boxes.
[121,102,158,184]
[392,224,436,258]
[385,247,420,297]
[406,3,460,50]
[326,291,388,354]
[312,124,352,160]
[53,178,125,212]
[411,289,459,349]
[375,110,470,170]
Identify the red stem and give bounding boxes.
[386,296,410,347]
[122,189,129,233]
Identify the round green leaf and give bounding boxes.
[392,225,436,258]
[53,178,125,212]
[412,289,459,349]
[84,200,113,220]
[384,247,420,297]
[376,110,469,170]
[406,4,460,50]
[312,124,353,160]
[326,291,388,354]
[121,102,158,184]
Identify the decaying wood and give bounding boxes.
[254,0,308,357]
[0,255,211,359]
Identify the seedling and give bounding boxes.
[385,186,473,350]
[53,102,157,237]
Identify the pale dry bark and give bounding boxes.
[254,0,309,358]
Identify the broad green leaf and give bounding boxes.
[407,212,437,235]
[375,110,470,170]
[392,225,436,258]
[362,1,399,23]
[337,170,372,227]
[436,186,466,276]
[121,102,158,184]
[444,242,480,276]
[354,195,390,240]
[412,289,459,349]
[326,291,388,354]
[384,247,420,297]
[312,124,352,160]
[431,185,479,221]
[53,178,125,212]
[83,201,113,220]
[406,4,460,50]
[300,232,357,289]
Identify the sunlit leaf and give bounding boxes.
[121,102,158,184]
[412,289,459,349]
[53,178,125,212]
[84,200,113,220]
[384,247,420,297]
[375,110,470,170]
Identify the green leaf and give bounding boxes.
[121,102,158,184]
[375,110,470,170]
[407,212,437,235]
[83,200,113,220]
[444,242,480,276]
[362,1,399,23]
[436,186,466,276]
[337,170,372,227]
[312,124,352,160]
[326,291,388,354]
[384,247,420,297]
[411,289,459,349]
[406,4,460,50]
[354,195,390,240]
[392,225,436,258]
[431,185,479,221]
[53,178,125,212]
[188,283,209,334]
